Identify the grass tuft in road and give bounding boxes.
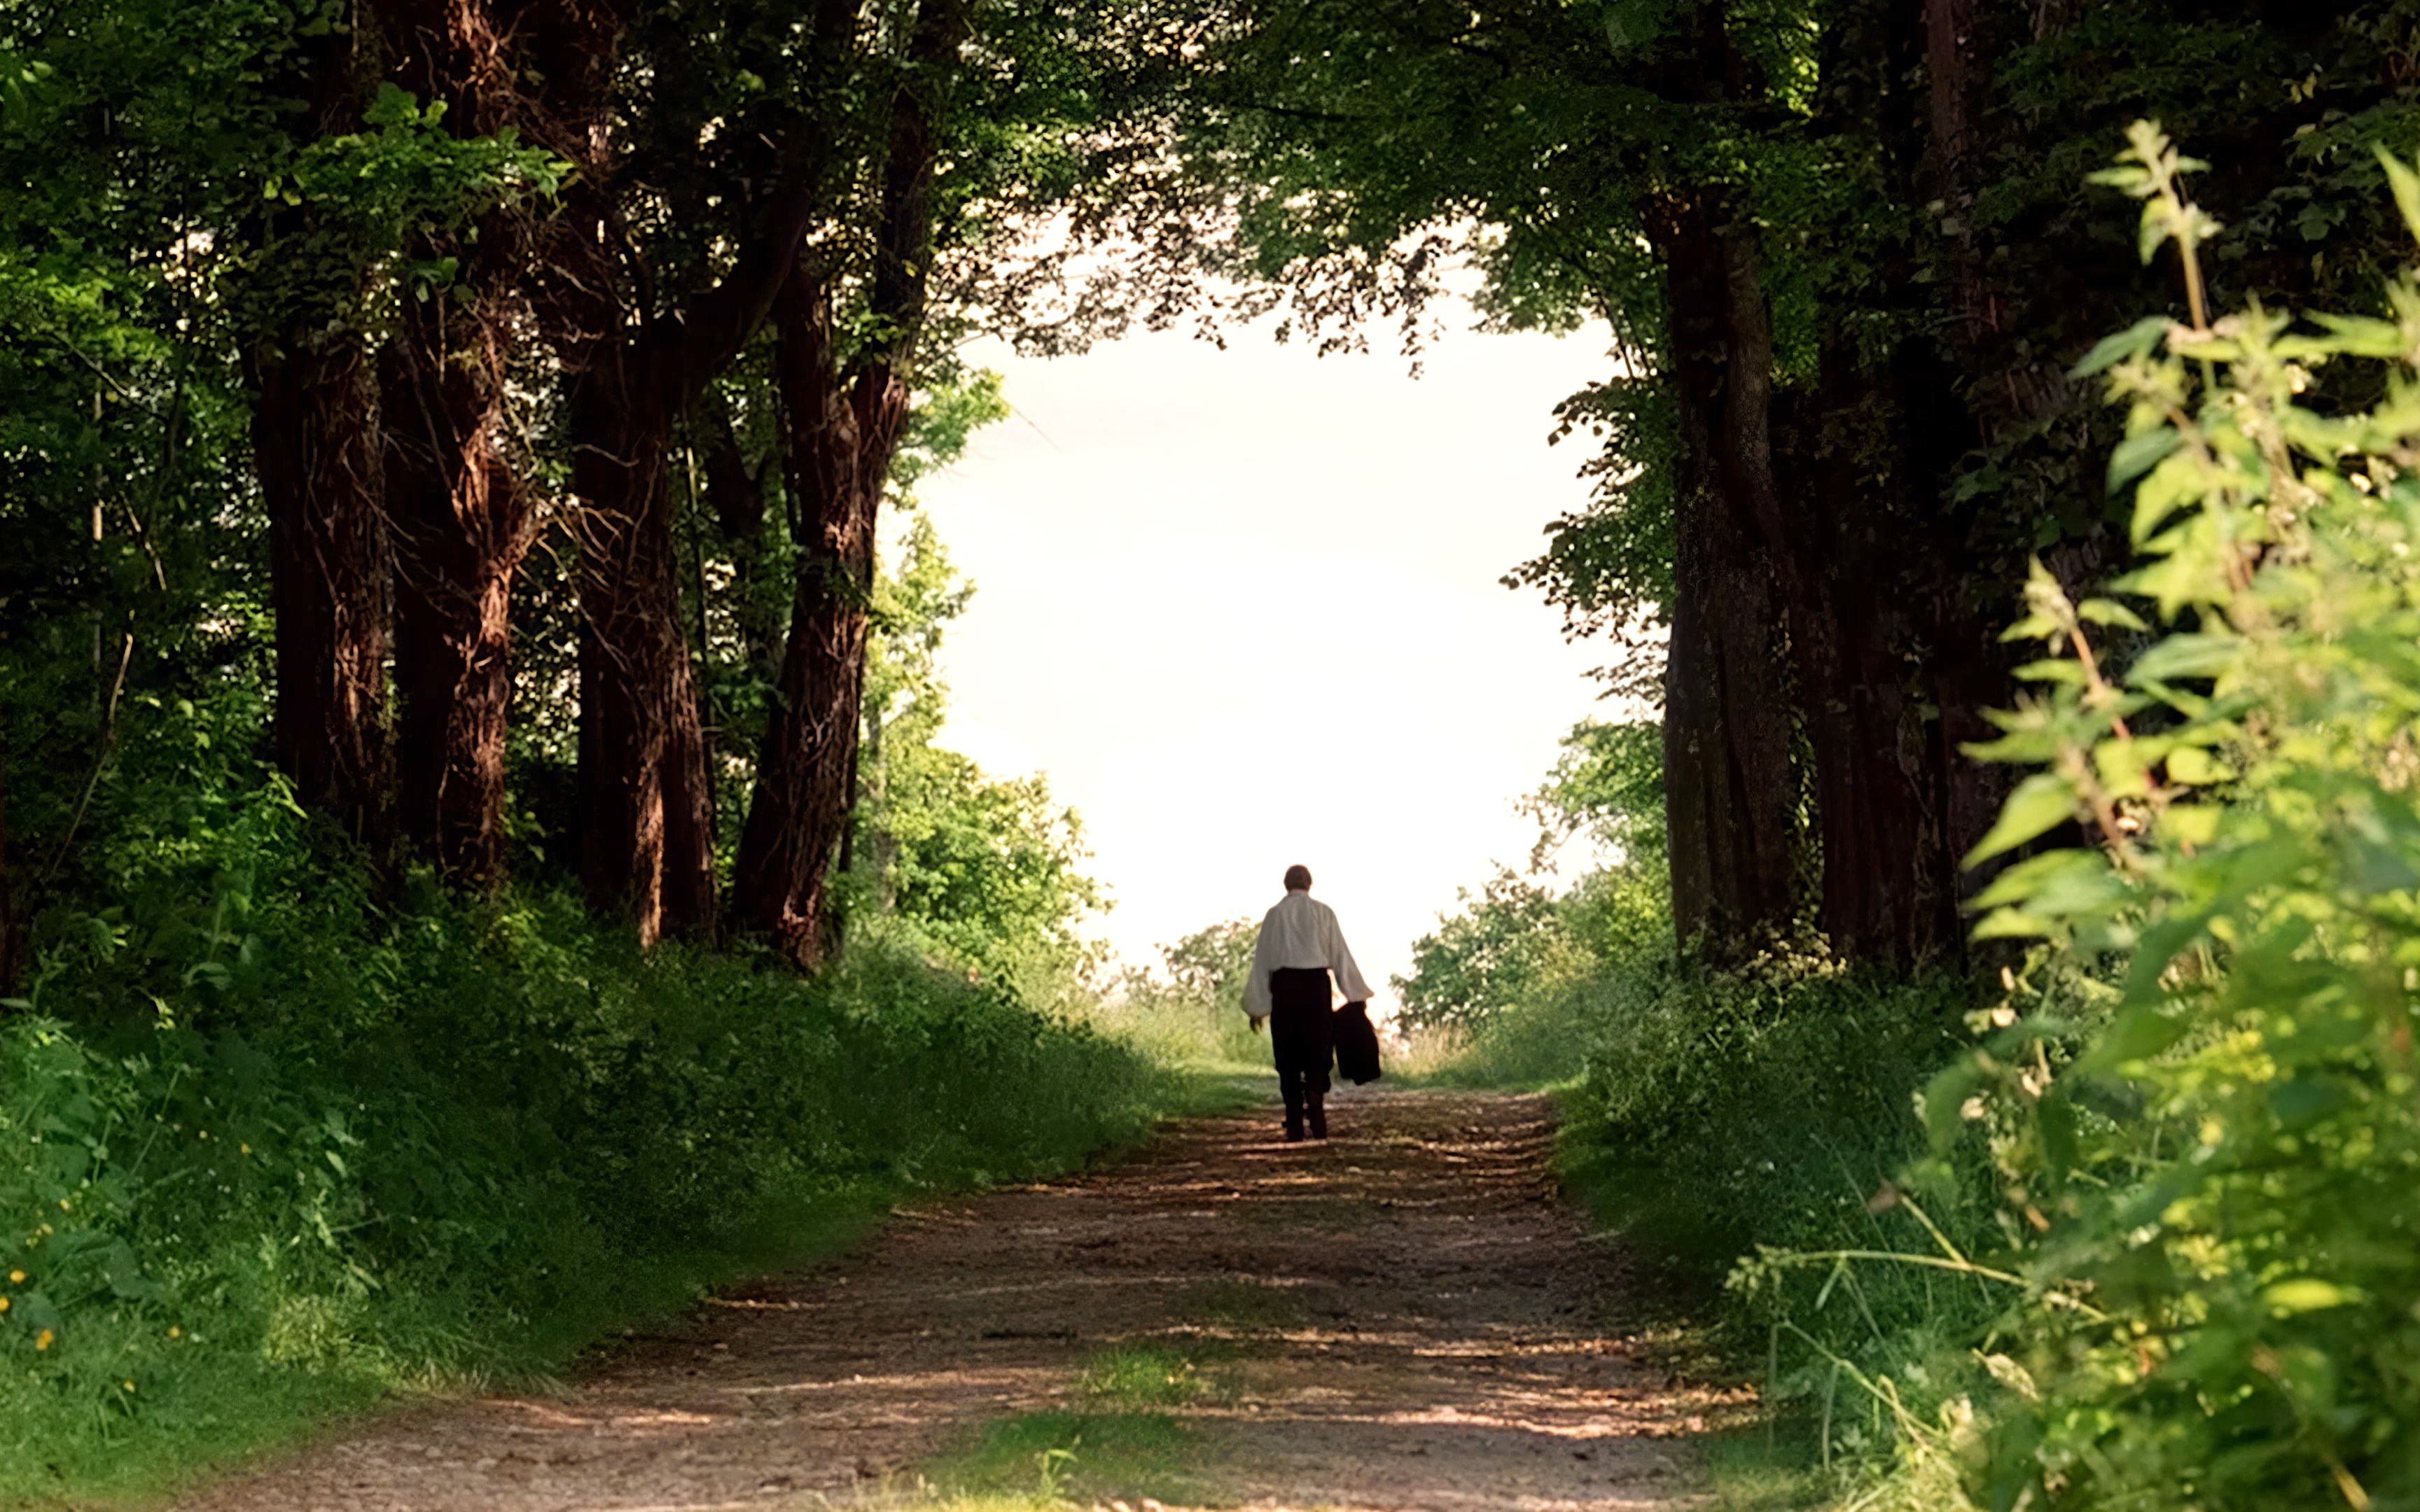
[1078,1344,1205,1408]
[927,1410,1197,1506]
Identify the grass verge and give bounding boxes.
[0,869,1243,1508]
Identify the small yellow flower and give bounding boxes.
[34,1329,53,1351]
[55,1198,68,1212]
[7,1270,22,1283]
[122,1380,135,1392]
[239,1143,251,1155]
[167,1326,181,1339]
[0,1297,11,1314]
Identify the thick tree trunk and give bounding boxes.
[515,0,860,945]
[1720,224,1959,967]
[248,22,389,845]
[564,367,718,944]
[254,337,391,844]
[384,272,529,886]
[1652,197,1801,952]
[728,0,965,965]
[373,1,541,889]
[729,282,910,965]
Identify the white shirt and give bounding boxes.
[1242,889,1375,1019]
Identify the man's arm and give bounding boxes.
[1241,911,1276,1021]
[1323,906,1375,1005]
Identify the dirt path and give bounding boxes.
[179,1089,1729,1512]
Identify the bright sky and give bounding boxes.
[914,304,1634,1010]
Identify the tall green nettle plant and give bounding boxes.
[1952,121,2420,1511]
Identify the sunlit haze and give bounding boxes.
[914,305,1639,1011]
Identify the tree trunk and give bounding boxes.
[564,362,718,943]
[1720,223,1960,968]
[517,0,847,944]
[248,22,389,845]
[729,281,910,964]
[1651,195,1802,952]
[384,267,530,886]
[728,0,966,965]
[372,1,546,889]
[254,335,391,844]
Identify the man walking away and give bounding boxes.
[1242,864,1375,1142]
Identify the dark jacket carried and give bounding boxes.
[1332,1000,1382,1085]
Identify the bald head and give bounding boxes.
[1284,864,1312,892]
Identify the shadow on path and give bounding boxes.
[177,1090,1731,1512]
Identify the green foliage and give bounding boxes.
[1522,720,1668,869]
[1900,125,2420,1512]
[851,515,1104,988]
[1393,870,1569,1033]
[1096,920,1268,1074]
[930,1410,1196,1506]
[0,693,1190,1502]
[1157,919,1256,1009]
[1397,717,1668,1035]
[1664,123,2420,1512]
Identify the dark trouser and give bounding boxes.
[1270,967,1335,1139]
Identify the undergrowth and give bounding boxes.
[1439,125,2420,1512]
[0,757,1221,1506]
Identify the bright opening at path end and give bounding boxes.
[916,306,1635,1014]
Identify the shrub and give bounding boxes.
[0,741,1189,1502]
[1912,123,2420,1511]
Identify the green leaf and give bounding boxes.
[2080,1003,2192,1070]
[1970,907,2053,941]
[2378,146,2420,249]
[2129,447,2206,549]
[2071,315,2172,377]
[2078,598,2148,631]
[2037,1091,2078,1186]
[1971,848,2108,910]
[2108,426,2182,494]
[2307,312,2406,358]
[2014,658,2088,686]
[2129,633,2237,683]
[2163,804,2220,847]
[1966,773,2079,868]
[2263,1278,2356,1315]
[2163,746,2232,784]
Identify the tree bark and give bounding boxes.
[1650,193,1802,953]
[559,346,714,942]
[1712,220,1965,967]
[249,23,390,845]
[254,332,391,845]
[703,411,784,690]
[728,0,968,966]
[524,0,844,943]
[729,283,910,962]
[384,276,529,886]
[374,1,543,889]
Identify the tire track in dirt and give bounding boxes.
[176,1089,1730,1512]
